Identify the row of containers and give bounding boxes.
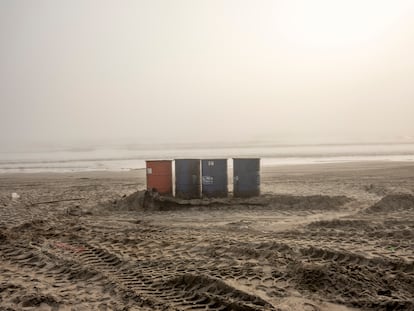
[146,158,260,199]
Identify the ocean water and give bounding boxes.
[1,143,414,173]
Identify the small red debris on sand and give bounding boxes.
[54,242,85,253]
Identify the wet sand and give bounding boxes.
[0,161,413,310]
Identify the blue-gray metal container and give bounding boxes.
[175,159,201,199]
[233,158,260,197]
[201,159,228,198]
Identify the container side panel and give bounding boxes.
[233,159,260,197]
[201,159,228,197]
[146,161,173,195]
[175,159,201,199]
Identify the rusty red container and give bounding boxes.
[146,160,173,195]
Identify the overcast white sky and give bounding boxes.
[1,0,414,148]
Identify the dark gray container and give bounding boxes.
[201,159,228,198]
[175,159,201,199]
[233,158,260,197]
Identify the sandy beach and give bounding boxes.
[0,161,413,310]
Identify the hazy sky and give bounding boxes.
[1,0,414,148]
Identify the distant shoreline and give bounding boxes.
[1,159,413,176]
[1,142,414,174]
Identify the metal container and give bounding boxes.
[233,158,260,197]
[146,160,173,195]
[201,159,228,198]
[175,159,201,199]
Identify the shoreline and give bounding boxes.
[1,142,414,174]
[0,159,413,176]
[1,159,414,176]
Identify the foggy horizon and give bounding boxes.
[1,0,414,151]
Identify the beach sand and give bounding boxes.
[0,161,413,310]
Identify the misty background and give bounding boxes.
[1,0,414,152]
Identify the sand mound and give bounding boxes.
[100,190,146,211]
[365,194,414,213]
[108,191,351,212]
